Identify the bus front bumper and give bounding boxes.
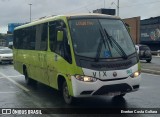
[71,75,141,97]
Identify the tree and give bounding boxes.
[0,33,4,39]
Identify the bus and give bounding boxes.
[13,14,141,104]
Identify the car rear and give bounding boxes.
[0,49,13,64]
[139,45,152,62]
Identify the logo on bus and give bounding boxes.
[113,72,117,77]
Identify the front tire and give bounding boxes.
[62,81,74,104]
[146,59,151,63]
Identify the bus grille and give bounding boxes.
[93,83,132,95]
[91,60,132,69]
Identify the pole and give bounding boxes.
[104,0,105,8]
[117,0,119,16]
[29,4,32,22]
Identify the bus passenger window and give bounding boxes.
[29,26,36,50]
[49,20,72,63]
[35,23,48,51]
[49,21,64,56]
[49,22,57,52]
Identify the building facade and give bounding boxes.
[140,16,160,51]
[123,17,140,44]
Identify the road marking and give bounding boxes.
[0,91,19,94]
[152,56,160,58]
[8,75,24,78]
[142,68,160,73]
[142,73,160,77]
[142,68,160,76]
[0,72,29,92]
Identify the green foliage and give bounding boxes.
[0,33,3,39]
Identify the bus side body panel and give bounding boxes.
[13,16,83,96]
[13,49,23,74]
[14,49,50,85]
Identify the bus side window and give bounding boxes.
[58,21,72,63]
[29,26,36,50]
[49,21,57,52]
[55,21,65,57]
[62,27,72,63]
[13,30,19,49]
[41,23,48,50]
[49,20,72,63]
[35,23,48,51]
[22,28,30,49]
[49,21,64,55]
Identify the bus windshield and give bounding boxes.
[69,18,136,59]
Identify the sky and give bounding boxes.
[1,0,160,33]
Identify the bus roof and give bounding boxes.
[14,13,120,30]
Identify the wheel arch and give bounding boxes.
[22,64,27,75]
[57,75,66,91]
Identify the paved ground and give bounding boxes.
[141,56,160,75]
[0,64,160,117]
[0,56,159,116]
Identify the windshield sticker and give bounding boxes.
[104,51,111,58]
[126,69,132,75]
[76,21,94,26]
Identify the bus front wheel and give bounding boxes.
[62,81,74,104]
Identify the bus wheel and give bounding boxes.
[24,68,36,85]
[62,81,74,104]
[146,59,151,63]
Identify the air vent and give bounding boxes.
[91,60,132,69]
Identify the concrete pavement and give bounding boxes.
[141,56,160,75]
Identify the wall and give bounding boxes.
[123,17,140,44]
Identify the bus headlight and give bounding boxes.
[75,75,97,82]
[130,71,141,78]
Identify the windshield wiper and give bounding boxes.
[95,29,107,62]
[104,29,128,59]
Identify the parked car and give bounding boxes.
[0,48,13,64]
[135,44,152,63]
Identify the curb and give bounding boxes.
[142,69,160,75]
[152,56,160,58]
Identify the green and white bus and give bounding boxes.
[13,14,141,104]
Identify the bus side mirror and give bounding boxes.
[57,31,63,41]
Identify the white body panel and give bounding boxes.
[71,64,141,97]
